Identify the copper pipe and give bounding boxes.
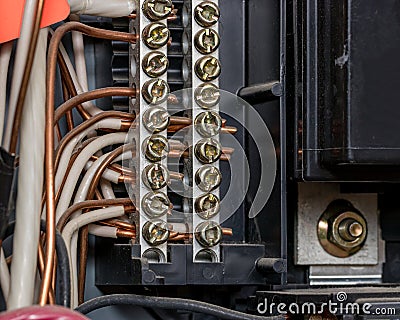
[8,0,45,153]
[54,87,136,123]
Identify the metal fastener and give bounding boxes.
[142,163,170,190]
[194,138,222,164]
[195,193,220,219]
[194,83,220,109]
[143,22,170,49]
[142,51,169,78]
[194,1,220,27]
[194,28,220,54]
[194,111,222,137]
[142,220,170,246]
[143,106,170,133]
[142,135,169,162]
[317,200,368,258]
[195,221,222,247]
[195,56,221,82]
[195,165,222,192]
[142,0,173,21]
[141,191,171,218]
[142,78,170,105]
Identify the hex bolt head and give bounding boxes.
[195,193,220,219]
[194,28,220,54]
[194,138,222,164]
[194,1,220,27]
[142,135,169,162]
[194,83,220,109]
[141,191,171,218]
[142,51,169,78]
[194,111,222,137]
[195,221,222,247]
[142,220,170,246]
[195,165,222,192]
[142,163,170,190]
[142,78,170,105]
[142,0,173,21]
[142,22,170,49]
[195,56,221,82]
[143,106,170,133]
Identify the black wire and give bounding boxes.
[3,220,71,308]
[75,294,283,320]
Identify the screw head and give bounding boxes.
[194,138,222,164]
[195,193,220,219]
[143,135,169,162]
[195,56,221,82]
[142,51,169,78]
[143,106,170,133]
[141,191,171,218]
[142,220,170,246]
[142,78,170,105]
[195,165,222,192]
[194,28,220,54]
[194,83,220,109]
[143,22,170,49]
[143,163,170,190]
[142,0,173,21]
[195,221,222,247]
[194,1,220,27]
[194,111,222,137]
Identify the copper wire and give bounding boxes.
[41,21,137,305]
[8,0,45,153]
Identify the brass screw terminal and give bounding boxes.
[194,1,220,27]
[142,220,170,246]
[141,191,171,218]
[143,22,170,49]
[142,0,173,21]
[195,221,222,247]
[142,78,170,105]
[195,165,222,192]
[195,193,220,219]
[142,135,170,162]
[194,28,220,54]
[142,51,169,78]
[195,56,221,82]
[142,163,170,190]
[194,111,222,137]
[194,83,220,109]
[194,138,222,164]
[143,106,170,133]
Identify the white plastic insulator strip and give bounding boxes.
[7,28,47,310]
[68,0,136,18]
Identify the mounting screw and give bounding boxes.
[142,191,171,218]
[194,1,220,27]
[142,0,173,21]
[142,220,170,246]
[143,22,170,49]
[142,51,169,78]
[195,221,222,247]
[142,163,170,190]
[194,138,222,164]
[142,135,169,162]
[143,106,170,133]
[195,165,222,192]
[195,56,221,82]
[142,78,170,105]
[194,111,222,137]
[318,200,368,258]
[194,28,220,54]
[195,193,220,219]
[194,83,220,109]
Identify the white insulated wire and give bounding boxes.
[0,42,13,143]
[88,225,117,238]
[100,179,116,199]
[3,0,39,150]
[7,28,47,310]
[0,249,10,301]
[68,0,135,18]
